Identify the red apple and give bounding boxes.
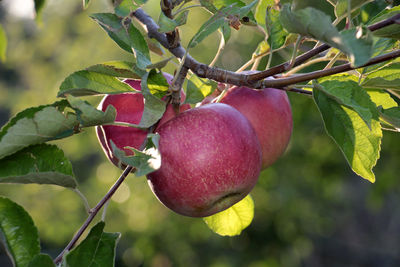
[146,103,262,217]
[96,74,190,168]
[219,85,292,169]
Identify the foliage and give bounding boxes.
[0,0,399,266]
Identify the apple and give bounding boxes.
[219,85,292,169]
[146,103,262,217]
[96,74,190,168]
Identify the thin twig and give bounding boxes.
[258,49,400,88]
[54,165,134,264]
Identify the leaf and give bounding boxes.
[65,221,120,267]
[158,11,189,33]
[114,0,141,17]
[313,89,382,183]
[34,0,46,22]
[66,95,116,127]
[0,24,7,62]
[28,254,56,267]
[146,70,170,98]
[378,106,400,130]
[188,0,258,48]
[111,137,161,177]
[201,0,257,25]
[292,0,327,11]
[340,26,374,67]
[90,13,151,69]
[58,70,136,97]
[266,7,288,50]
[367,89,398,109]
[0,101,79,160]
[0,144,77,188]
[368,5,400,39]
[0,197,40,267]
[203,194,254,236]
[256,0,288,50]
[185,74,217,104]
[315,80,379,128]
[86,61,145,79]
[139,70,167,127]
[280,4,373,66]
[83,0,91,10]
[361,38,397,75]
[362,63,400,90]
[334,0,374,20]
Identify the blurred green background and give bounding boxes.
[0,0,400,266]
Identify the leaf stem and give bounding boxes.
[209,30,225,67]
[72,188,91,214]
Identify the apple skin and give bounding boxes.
[146,103,262,217]
[219,86,292,169]
[96,74,190,168]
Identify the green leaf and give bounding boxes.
[361,38,397,75]
[266,7,288,50]
[90,13,151,69]
[256,0,288,50]
[188,0,258,48]
[315,80,378,128]
[86,61,145,79]
[280,4,373,66]
[111,136,161,177]
[114,0,142,17]
[334,0,374,20]
[158,11,189,33]
[34,0,46,22]
[292,0,327,11]
[0,24,7,62]
[0,197,40,267]
[367,89,398,109]
[146,70,170,98]
[199,0,218,13]
[362,63,400,90]
[65,221,120,267]
[83,0,91,10]
[185,74,217,104]
[28,254,56,267]
[139,70,167,127]
[378,106,400,130]
[0,101,79,160]
[340,26,374,67]
[313,89,382,183]
[58,70,136,97]
[66,95,116,127]
[368,5,400,39]
[201,0,257,25]
[0,144,77,188]
[203,194,254,236]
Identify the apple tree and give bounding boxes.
[0,0,400,266]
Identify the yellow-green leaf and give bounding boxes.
[314,89,382,183]
[203,195,254,236]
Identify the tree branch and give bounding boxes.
[132,8,400,92]
[258,49,400,88]
[248,13,400,81]
[54,165,133,264]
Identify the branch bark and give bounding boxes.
[133,9,400,92]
